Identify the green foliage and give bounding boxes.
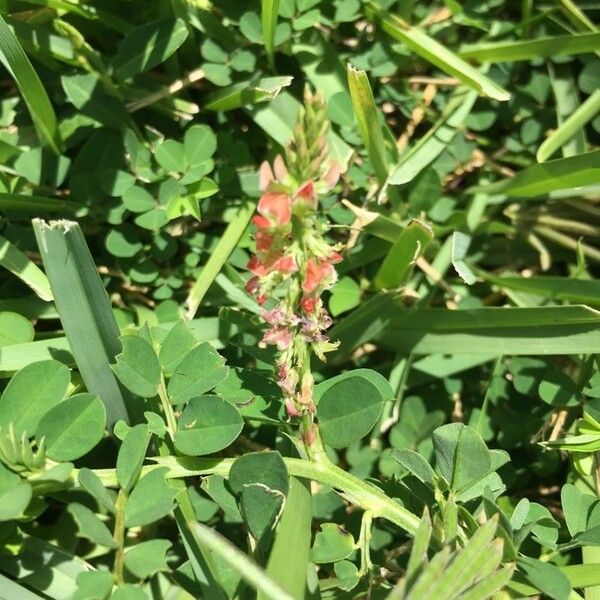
[1,0,600,598]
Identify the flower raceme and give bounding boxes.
[245,155,342,419]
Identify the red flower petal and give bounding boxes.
[258,192,292,226]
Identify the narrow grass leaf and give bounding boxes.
[0,15,61,153]
[347,65,390,184]
[0,234,52,302]
[32,219,130,427]
[461,32,600,62]
[474,150,600,197]
[547,63,586,158]
[178,512,294,600]
[259,477,311,600]
[261,0,280,68]
[537,90,600,162]
[388,88,477,186]
[186,200,255,318]
[365,1,510,101]
[478,272,600,305]
[330,294,600,357]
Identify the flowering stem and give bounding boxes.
[82,455,424,540]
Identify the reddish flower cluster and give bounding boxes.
[245,155,342,418]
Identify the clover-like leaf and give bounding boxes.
[112,334,161,398]
[174,395,243,456]
[316,369,393,449]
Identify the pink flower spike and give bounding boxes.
[252,214,271,230]
[330,250,343,264]
[256,231,274,252]
[302,258,335,293]
[285,398,301,418]
[259,161,274,192]
[273,154,289,183]
[274,254,297,274]
[322,161,341,191]
[262,327,292,350]
[294,181,318,210]
[247,255,269,277]
[258,192,292,226]
[245,276,260,295]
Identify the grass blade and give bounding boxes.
[185,200,255,319]
[460,32,600,62]
[537,90,600,162]
[0,192,79,213]
[0,573,45,599]
[388,88,477,186]
[32,219,130,427]
[330,295,600,357]
[365,1,510,101]
[474,149,600,197]
[347,65,390,185]
[259,477,312,600]
[175,492,293,600]
[547,62,586,158]
[262,0,280,69]
[0,15,61,154]
[478,272,600,306]
[0,235,53,301]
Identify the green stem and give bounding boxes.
[358,510,373,575]
[86,454,422,539]
[158,375,177,440]
[112,488,128,586]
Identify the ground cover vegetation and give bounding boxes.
[0,0,600,598]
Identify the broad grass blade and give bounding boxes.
[32,219,130,426]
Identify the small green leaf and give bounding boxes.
[229,452,289,542]
[36,393,106,461]
[72,570,114,600]
[78,468,116,513]
[159,320,198,373]
[112,335,161,398]
[174,395,243,456]
[316,369,393,448]
[0,360,70,437]
[538,370,578,407]
[392,448,436,489]
[432,423,491,493]
[0,312,34,347]
[123,186,155,213]
[184,125,217,166]
[335,560,360,591]
[561,484,597,537]
[167,343,229,405]
[116,424,150,492]
[125,467,177,527]
[518,556,571,600]
[110,585,149,600]
[310,523,355,564]
[112,19,189,80]
[156,139,186,172]
[0,483,32,521]
[124,539,172,580]
[68,502,117,548]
